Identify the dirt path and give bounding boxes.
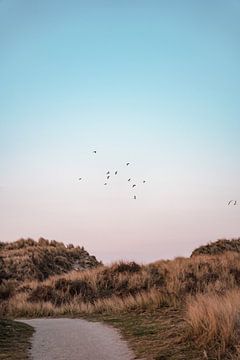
[20,318,135,360]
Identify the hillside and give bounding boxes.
[2,238,240,359]
[191,238,240,256]
[0,238,100,283]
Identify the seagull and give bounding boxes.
[126,163,130,166]
[128,178,131,182]
[228,200,237,205]
[132,184,136,188]
[133,195,137,200]
[115,171,118,175]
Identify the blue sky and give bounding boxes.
[0,0,240,262]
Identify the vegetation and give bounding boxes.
[191,238,240,256]
[0,319,33,359]
[0,237,100,283]
[2,238,240,358]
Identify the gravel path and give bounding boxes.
[20,318,135,360]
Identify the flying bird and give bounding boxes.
[128,178,131,182]
[107,176,110,179]
[78,178,82,181]
[143,180,146,184]
[126,162,130,166]
[132,184,136,188]
[228,200,237,205]
[104,183,107,185]
[93,150,97,154]
[115,171,118,175]
[133,195,137,200]
[106,171,110,175]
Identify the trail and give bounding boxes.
[20,318,135,360]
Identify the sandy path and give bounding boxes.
[20,318,135,360]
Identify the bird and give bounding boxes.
[128,178,131,182]
[143,180,146,184]
[107,175,110,179]
[104,183,107,185]
[228,200,237,205]
[126,162,130,166]
[132,184,136,188]
[115,171,118,175]
[133,195,137,200]
[106,171,110,175]
[78,178,82,181]
[93,150,97,154]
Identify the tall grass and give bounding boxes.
[186,290,240,356]
[3,238,240,358]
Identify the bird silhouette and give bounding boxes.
[106,171,110,175]
[133,195,137,200]
[78,178,82,181]
[115,171,118,175]
[107,176,110,179]
[128,178,131,182]
[104,183,107,185]
[132,184,136,188]
[126,162,130,166]
[93,150,97,154]
[228,200,237,205]
[143,180,146,183]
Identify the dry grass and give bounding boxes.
[191,238,240,257]
[0,238,100,283]
[3,238,240,359]
[186,290,240,357]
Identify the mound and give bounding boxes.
[191,238,240,256]
[0,238,101,282]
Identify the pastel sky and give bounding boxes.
[1,0,240,263]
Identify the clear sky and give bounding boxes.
[0,0,240,263]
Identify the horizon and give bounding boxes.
[1,0,240,263]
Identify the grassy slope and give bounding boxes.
[0,238,100,283]
[0,320,34,360]
[2,238,240,359]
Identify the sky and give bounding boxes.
[0,0,240,263]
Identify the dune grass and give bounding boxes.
[3,238,240,359]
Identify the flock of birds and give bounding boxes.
[78,150,147,199]
[78,150,238,204]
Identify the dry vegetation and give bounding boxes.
[2,238,240,359]
[0,237,100,301]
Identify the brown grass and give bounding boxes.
[3,238,240,359]
[191,238,240,257]
[0,238,100,282]
[186,290,240,357]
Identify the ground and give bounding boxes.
[0,319,34,360]
[89,308,205,360]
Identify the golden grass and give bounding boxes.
[3,239,240,358]
[186,290,240,356]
